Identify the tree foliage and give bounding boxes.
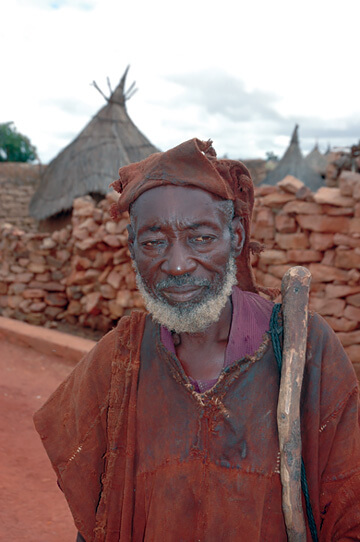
[265,151,279,162]
[0,122,37,162]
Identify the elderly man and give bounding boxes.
[34,139,360,541]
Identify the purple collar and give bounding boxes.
[160,286,273,392]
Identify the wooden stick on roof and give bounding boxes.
[91,66,138,105]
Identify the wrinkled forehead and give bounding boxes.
[129,184,230,229]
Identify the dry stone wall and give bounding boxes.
[0,163,41,231]
[0,194,143,334]
[252,171,360,371]
[0,170,360,373]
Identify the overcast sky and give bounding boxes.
[2,0,359,164]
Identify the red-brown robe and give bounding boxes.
[34,309,360,541]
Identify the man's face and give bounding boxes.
[128,185,242,332]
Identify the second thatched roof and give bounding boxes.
[261,125,324,191]
[30,67,158,220]
[305,143,328,176]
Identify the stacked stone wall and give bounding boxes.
[0,163,41,231]
[0,194,143,334]
[0,171,360,372]
[251,172,360,370]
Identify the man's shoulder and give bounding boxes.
[307,311,349,358]
[233,285,274,308]
[87,310,147,367]
[44,310,148,394]
[307,311,358,402]
[34,310,147,434]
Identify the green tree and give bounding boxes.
[0,122,37,162]
[265,151,279,162]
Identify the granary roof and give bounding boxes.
[305,143,328,176]
[261,125,324,191]
[30,67,158,220]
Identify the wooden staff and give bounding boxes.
[277,266,312,542]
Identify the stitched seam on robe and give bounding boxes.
[155,321,273,400]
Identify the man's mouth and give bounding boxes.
[160,285,204,304]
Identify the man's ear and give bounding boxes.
[127,224,135,260]
[231,217,245,256]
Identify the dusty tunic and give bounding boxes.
[34,305,360,541]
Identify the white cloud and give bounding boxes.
[1,0,359,162]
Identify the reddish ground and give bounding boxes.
[0,338,78,541]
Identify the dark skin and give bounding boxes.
[128,185,244,382]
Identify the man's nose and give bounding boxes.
[160,242,196,275]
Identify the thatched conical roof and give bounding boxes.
[261,125,324,191]
[305,143,327,176]
[324,143,332,155]
[30,67,158,220]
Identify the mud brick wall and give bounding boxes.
[0,194,143,333]
[251,171,360,371]
[0,163,41,231]
[0,170,360,371]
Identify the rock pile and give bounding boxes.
[0,163,40,231]
[252,171,360,369]
[64,196,143,331]
[0,171,360,372]
[0,194,144,333]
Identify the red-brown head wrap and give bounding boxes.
[110,138,263,293]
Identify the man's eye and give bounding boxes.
[192,235,214,243]
[141,240,164,247]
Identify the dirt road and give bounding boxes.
[0,338,78,541]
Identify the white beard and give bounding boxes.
[133,255,238,334]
